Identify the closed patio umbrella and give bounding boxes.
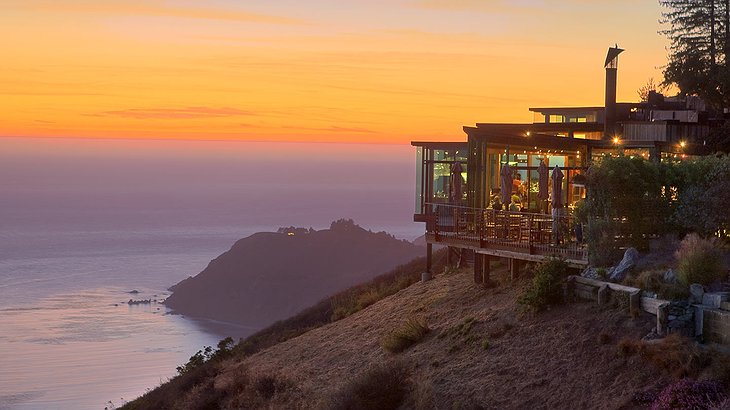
[538,160,549,201]
[449,162,463,203]
[551,165,564,208]
[551,165,565,244]
[500,163,512,205]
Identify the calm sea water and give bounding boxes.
[0,138,421,409]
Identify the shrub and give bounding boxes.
[673,155,730,238]
[586,218,622,267]
[618,334,713,379]
[585,155,671,255]
[616,338,641,357]
[657,283,690,301]
[325,362,410,410]
[254,374,288,400]
[625,270,664,291]
[518,258,569,312]
[675,234,727,286]
[382,318,430,353]
[651,379,727,410]
[176,337,235,375]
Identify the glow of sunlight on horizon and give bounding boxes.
[0,0,668,144]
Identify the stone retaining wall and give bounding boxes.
[703,307,730,345]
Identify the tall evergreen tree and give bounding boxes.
[660,0,730,110]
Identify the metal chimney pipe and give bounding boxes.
[604,46,624,139]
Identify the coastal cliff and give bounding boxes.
[164,219,423,328]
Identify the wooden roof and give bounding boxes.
[464,126,592,151]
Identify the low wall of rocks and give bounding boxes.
[566,276,720,340]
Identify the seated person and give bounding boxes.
[513,173,525,197]
[508,195,521,212]
[491,196,502,211]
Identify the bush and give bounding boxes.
[673,155,730,238]
[325,362,410,410]
[657,283,690,301]
[518,258,570,312]
[651,379,727,410]
[176,337,235,375]
[617,334,713,379]
[676,234,727,286]
[585,155,671,254]
[625,270,664,291]
[382,318,430,353]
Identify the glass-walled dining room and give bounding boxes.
[413,142,469,217]
[467,136,590,214]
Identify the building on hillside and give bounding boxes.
[413,46,715,283]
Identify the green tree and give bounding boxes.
[673,154,730,236]
[660,0,730,109]
[583,155,672,264]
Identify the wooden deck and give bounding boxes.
[426,205,588,267]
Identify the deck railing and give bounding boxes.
[426,203,587,261]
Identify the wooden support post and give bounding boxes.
[426,243,432,273]
[597,284,610,306]
[629,290,641,316]
[657,303,669,335]
[509,258,520,281]
[446,246,452,266]
[482,254,491,284]
[474,253,483,284]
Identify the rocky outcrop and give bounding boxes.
[608,247,639,282]
[165,219,424,328]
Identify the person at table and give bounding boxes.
[512,173,525,198]
[508,195,521,212]
[491,196,502,211]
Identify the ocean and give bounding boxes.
[0,138,422,409]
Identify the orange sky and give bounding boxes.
[1,0,670,144]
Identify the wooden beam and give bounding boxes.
[473,253,483,284]
[641,297,670,315]
[573,276,641,294]
[426,243,432,274]
[509,258,520,280]
[483,254,491,283]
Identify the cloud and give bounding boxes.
[93,106,256,119]
[412,0,635,12]
[282,125,375,134]
[9,1,304,25]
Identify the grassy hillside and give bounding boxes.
[122,249,447,409]
[125,255,730,409]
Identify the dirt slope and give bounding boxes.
[216,267,665,409]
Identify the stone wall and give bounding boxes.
[568,276,730,346]
[703,308,730,345]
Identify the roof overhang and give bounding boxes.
[464,126,593,151]
[411,141,468,149]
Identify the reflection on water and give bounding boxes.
[0,287,256,410]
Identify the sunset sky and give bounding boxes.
[2,0,669,144]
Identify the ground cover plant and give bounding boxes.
[382,317,430,353]
[325,361,411,410]
[518,258,570,312]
